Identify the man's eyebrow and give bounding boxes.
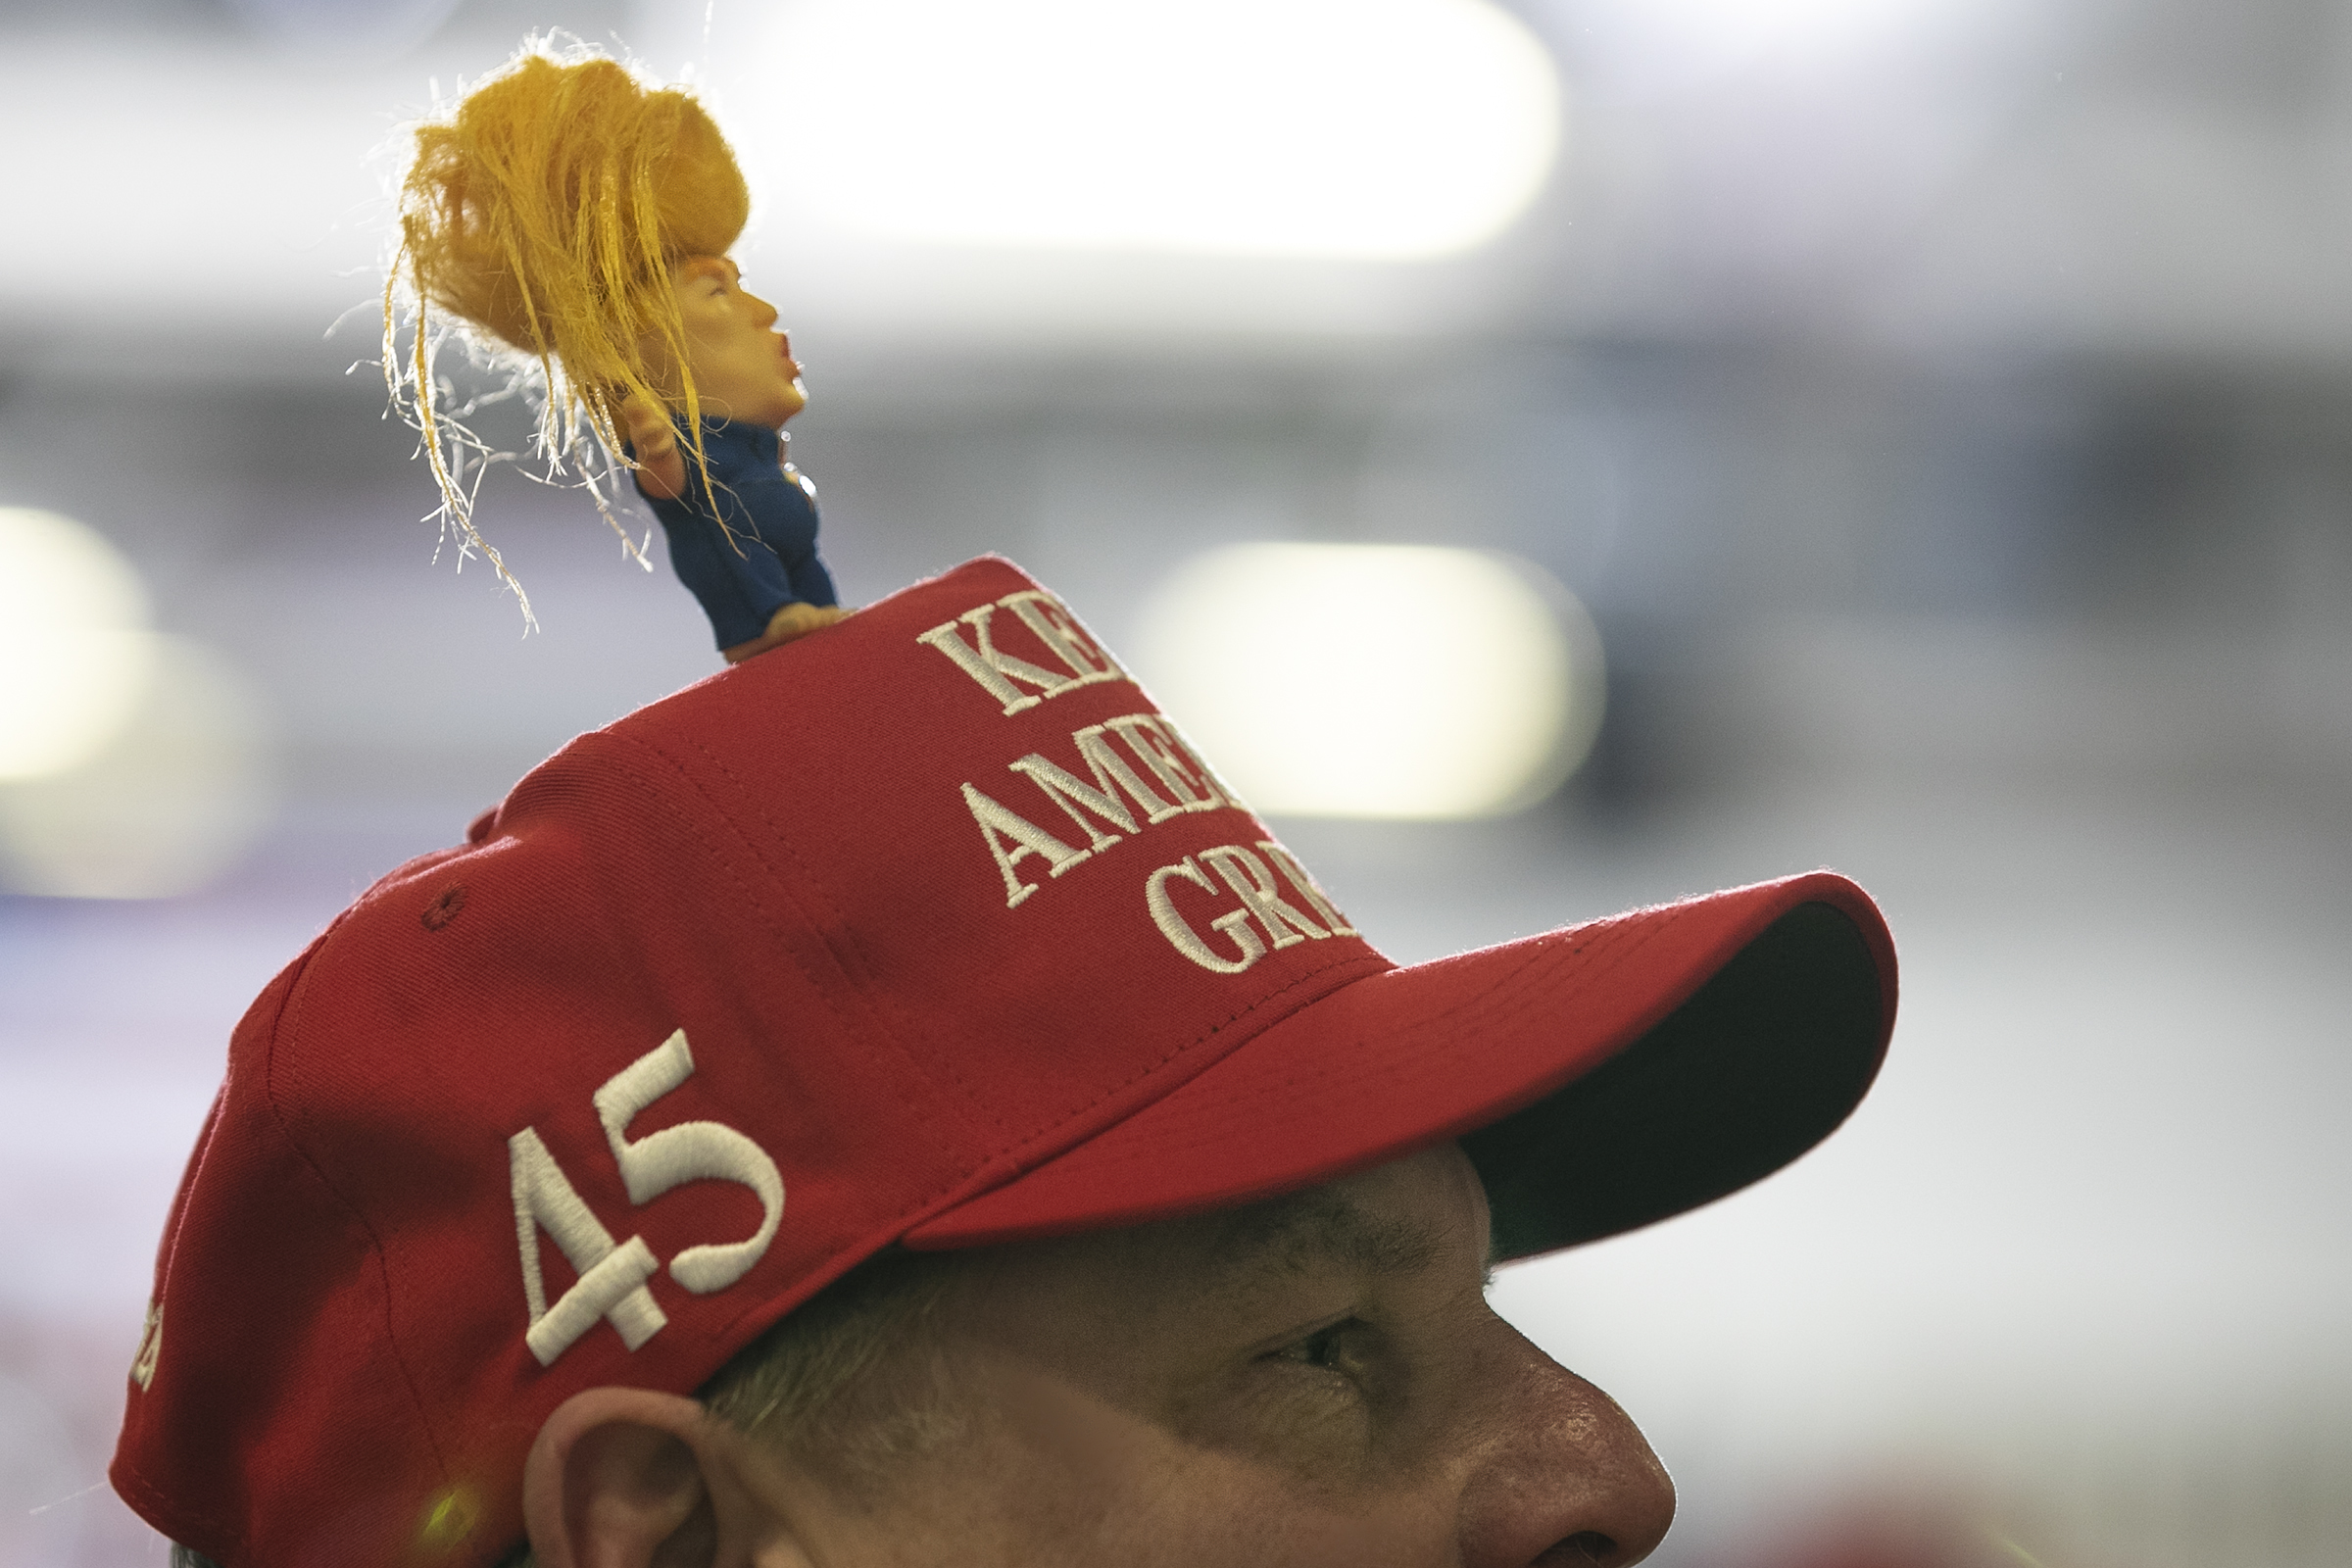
[1202,1190,1464,1288]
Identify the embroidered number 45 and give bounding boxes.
[508,1029,785,1366]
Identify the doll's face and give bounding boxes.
[658,256,808,428]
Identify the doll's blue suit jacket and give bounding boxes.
[638,416,839,650]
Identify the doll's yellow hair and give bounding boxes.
[386,45,750,618]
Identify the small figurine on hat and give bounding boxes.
[385,43,850,662]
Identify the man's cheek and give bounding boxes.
[1095,1417,1458,1568]
[1164,1367,1384,1489]
[956,1374,1177,1553]
[967,1393,1374,1568]
[1145,1479,1454,1568]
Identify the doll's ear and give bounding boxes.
[619,394,687,500]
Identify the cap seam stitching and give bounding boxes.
[1010,910,1693,1181]
[966,948,1393,1182]
[652,726,1008,1145]
[701,950,1379,1338]
[109,1463,236,1554]
[270,907,461,1496]
[583,728,986,1208]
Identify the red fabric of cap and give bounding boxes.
[909,869,1894,1250]
[110,555,1895,1568]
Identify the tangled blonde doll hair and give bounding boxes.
[385,43,751,622]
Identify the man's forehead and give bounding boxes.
[1196,1155,1496,1292]
[1212,1192,1437,1277]
[962,1151,1493,1311]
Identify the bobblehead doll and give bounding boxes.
[387,47,849,662]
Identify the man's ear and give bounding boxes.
[520,1386,800,1568]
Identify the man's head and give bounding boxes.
[525,1145,1671,1567]
[116,559,1892,1567]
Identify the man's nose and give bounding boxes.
[1453,1322,1676,1568]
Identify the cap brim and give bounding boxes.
[906,871,1895,1259]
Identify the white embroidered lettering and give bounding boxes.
[509,1127,667,1366]
[129,1300,163,1391]
[963,782,1091,906]
[1147,857,1269,973]
[972,712,1255,913]
[593,1030,785,1296]
[1105,714,1223,814]
[1198,845,1329,950]
[1255,841,1359,937]
[1007,722,1184,852]
[1169,719,1251,813]
[916,609,1065,714]
[1000,591,1125,685]
[510,1033,790,1365]
[917,590,1126,715]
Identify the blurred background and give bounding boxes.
[3,0,2349,1563]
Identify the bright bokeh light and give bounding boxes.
[1136,543,1602,819]
[0,507,276,897]
[0,636,275,900]
[759,0,1562,259]
[0,508,154,781]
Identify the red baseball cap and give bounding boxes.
[111,555,1895,1567]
